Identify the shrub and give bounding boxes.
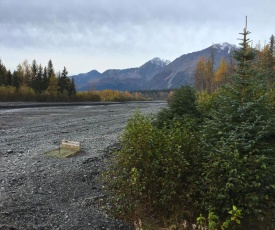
[17,86,36,101]
[169,85,199,118]
[103,111,203,227]
[0,86,16,101]
[75,91,101,101]
[154,85,200,128]
[200,141,275,228]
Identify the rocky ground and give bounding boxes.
[0,101,166,230]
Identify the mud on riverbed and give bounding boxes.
[0,102,166,230]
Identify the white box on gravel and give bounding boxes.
[61,139,80,151]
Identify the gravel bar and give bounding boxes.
[0,101,166,230]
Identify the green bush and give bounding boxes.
[200,141,275,228]
[169,85,200,118]
[103,111,203,227]
[154,85,200,128]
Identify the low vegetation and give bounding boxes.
[0,85,145,102]
[103,27,275,228]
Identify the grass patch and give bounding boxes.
[44,147,80,158]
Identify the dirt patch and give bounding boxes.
[0,101,166,230]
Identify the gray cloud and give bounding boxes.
[0,0,274,74]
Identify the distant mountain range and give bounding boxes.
[70,43,237,91]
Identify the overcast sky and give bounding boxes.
[0,0,274,75]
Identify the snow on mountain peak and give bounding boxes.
[214,42,236,49]
[213,42,237,54]
[150,57,171,66]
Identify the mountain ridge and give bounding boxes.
[70,43,237,91]
[145,42,236,89]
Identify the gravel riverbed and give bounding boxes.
[0,101,166,230]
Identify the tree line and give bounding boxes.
[0,59,150,102]
[0,59,76,101]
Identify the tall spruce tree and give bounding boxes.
[35,64,43,93]
[201,18,275,226]
[12,71,21,89]
[269,35,275,85]
[6,70,12,86]
[31,59,38,91]
[47,59,55,80]
[68,77,76,97]
[204,19,275,153]
[270,34,275,57]
[42,66,48,91]
[58,67,69,94]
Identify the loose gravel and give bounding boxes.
[0,101,166,230]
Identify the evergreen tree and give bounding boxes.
[269,35,275,84]
[42,66,48,91]
[12,71,21,89]
[31,63,43,94]
[155,85,199,128]
[6,70,13,86]
[68,77,76,97]
[270,34,275,57]
[58,67,69,94]
[205,59,214,93]
[46,59,58,98]
[204,20,274,153]
[31,60,38,78]
[209,44,215,92]
[169,85,199,118]
[36,64,43,93]
[30,59,38,90]
[201,18,275,225]
[0,59,7,86]
[47,59,55,80]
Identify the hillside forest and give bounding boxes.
[103,27,275,229]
